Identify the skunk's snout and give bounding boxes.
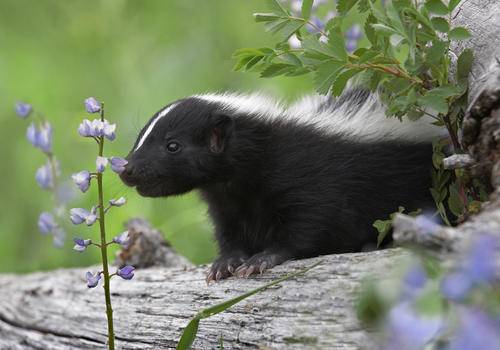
[119,161,139,187]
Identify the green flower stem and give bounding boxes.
[97,103,115,350]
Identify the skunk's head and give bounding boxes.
[120,98,234,197]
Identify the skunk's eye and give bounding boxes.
[166,141,181,153]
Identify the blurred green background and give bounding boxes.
[0,0,314,273]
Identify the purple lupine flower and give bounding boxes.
[109,157,128,174]
[38,212,56,234]
[36,121,52,153]
[441,271,473,301]
[305,16,325,34]
[96,156,108,173]
[103,121,116,141]
[52,226,66,248]
[448,308,500,350]
[109,197,126,207]
[26,122,38,146]
[383,302,442,350]
[84,97,101,114]
[73,238,92,252]
[112,231,130,247]
[35,162,53,189]
[86,271,101,288]
[15,102,32,118]
[463,234,498,284]
[345,24,363,54]
[71,170,91,192]
[78,119,93,137]
[117,265,135,280]
[414,215,441,235]
[403,263,427,294]
[70,207,95,225]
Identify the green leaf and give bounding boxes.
[266,0,288,16]
[371,23,399,36]
[431,17,449,32]
[449,27,471,40]
[374,219,392,247]
[313,60,345,94]
[280,52,302,66]
[425,0,450,15]
[176,319,200,350]
[456,48,473,82]
[279,19,305,40]
[364,15,377,46]
[260,63,296,77]
[448,0,462,11]
[301,0,314,20]
[176,261,322,349]
[448,182,465,217]
[332,69,361,96]
[253,13,283,22]
[419,93,449,114]
[337,0,359,15]
[328,29,348,61]
[426,40,447,65]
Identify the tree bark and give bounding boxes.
[1,1,500,349]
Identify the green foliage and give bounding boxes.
[373,206,421,247]
[235,0,486,226]
[176,261,321,349]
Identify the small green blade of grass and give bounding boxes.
[176,260,322,350]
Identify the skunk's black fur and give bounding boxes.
[120,88,438,280]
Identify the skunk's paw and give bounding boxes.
[234,251,289,278]
[206,254,247,284]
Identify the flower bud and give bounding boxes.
[15,102,32,118]
[71,170,91,192]
[84,97,101,114]
[86,271,101,288]
[96,156,108,173]
[112,231,130,247]
[70,208,91,225]
[109,157,128,174]
[26,122,38,147]
[35,162,53,189]
[37,121,52,153]
[73,238,92,252]
[103,121,116,141]
[117,265,135,280]
[109,197,126,207]
[38,212,56,234]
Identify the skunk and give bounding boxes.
[120,88,441,282]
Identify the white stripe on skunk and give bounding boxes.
[134,103,178,152]
[196,91,442,143]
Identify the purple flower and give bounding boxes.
[383,302,442,350]
[35,162,53,189]
[37,121,52,153]
[117,265,135,280]
[70,207,97,226]
[103,121,116,141]
[109,157,128,174]
[403,263,427,292]
[441,271,473,301]
[71,170,91,192]
[78,119,93,137]
[52,226,66,248]
[84,97,101,114]
[38,212,56,234]
[463,234,498,284]
[15,102,32,118]
[346,24,363,41]
[109,197,126,207]
[26,122,37,146]
[86,271,101,288]
[112,231,130,247]
[346,40,358,53]
[305,16,325,34]
[414,215,441,235]
[73,238,92,252]
[96,156,108,173]
[448,308,500,350]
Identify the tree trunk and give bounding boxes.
[1,1,499,349]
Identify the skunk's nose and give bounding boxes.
[119,163,138,187]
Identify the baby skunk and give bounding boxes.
[120,88,441,282]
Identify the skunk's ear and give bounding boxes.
[208,113,234,154]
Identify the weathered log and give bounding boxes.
[0,249,406,349]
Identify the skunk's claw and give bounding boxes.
[206,255,247,284]
[234,251,285,278]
